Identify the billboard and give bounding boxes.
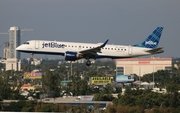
[116,75,134,83]
[24,72,42,79]
[91,77,112,85]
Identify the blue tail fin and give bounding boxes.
[133,27,163,48]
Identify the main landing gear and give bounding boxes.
[29,53,34,64]
[86,59,91,66]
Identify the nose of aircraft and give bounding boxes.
[16,46,21,51]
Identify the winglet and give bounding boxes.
[100,39,109,48]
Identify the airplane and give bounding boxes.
[16,27,164,66]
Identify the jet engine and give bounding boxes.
[65,51,83,61]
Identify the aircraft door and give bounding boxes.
[128,46,132,55]
[35,41,39,49]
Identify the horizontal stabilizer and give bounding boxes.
[145,47,164,53]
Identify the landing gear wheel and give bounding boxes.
[86,60,91,66]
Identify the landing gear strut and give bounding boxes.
[29,53,34,64]
[86,60,91,66]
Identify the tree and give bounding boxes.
[42,70,61,97]
[3,100,26,111]
[70,79,89,96]
[21,100,37,112]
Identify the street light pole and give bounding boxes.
[153,56,154,89]
[139,64,141,87]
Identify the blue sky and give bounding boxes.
[0,0,180,59]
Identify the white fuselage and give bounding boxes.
[16,40,153,59]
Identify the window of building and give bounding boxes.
[165,66,172,72]
[116,67,124,75]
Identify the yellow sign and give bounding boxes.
[91,77,112,84]
[24,72,42,79]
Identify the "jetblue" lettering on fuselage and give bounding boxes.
[42,42,65,48]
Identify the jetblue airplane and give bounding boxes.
[16,27,164,66]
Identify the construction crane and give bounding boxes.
[0,32,9,34]
[21,28,34,32]
[0,28,34,35]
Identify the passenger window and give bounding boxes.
[23,42,29,44]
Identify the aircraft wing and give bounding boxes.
[145,47,164,54]
[79,39,109,57]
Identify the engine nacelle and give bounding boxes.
[65,51,83,61]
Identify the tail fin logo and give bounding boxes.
[145,41,157,45]
[133,27,163,48]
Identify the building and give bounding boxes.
[27,57,42,65]
[5,26,21,71]
[3,42,9,59]
[116,57,172,76]
[5,58,21,71]
[8,26,20,59]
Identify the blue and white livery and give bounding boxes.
[16,27,164,66]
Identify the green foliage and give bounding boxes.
[42,70,61,97]
[94,93,115,101]
[153,108,162,113]
[114,105,144,113]
[69,79,90,96]
[0,83,25,100]
[3,100,26,111]
[21,100,38,112]
[115,86,122,93]
[114,87,180,109]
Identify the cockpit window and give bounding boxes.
[23,42,29,44]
